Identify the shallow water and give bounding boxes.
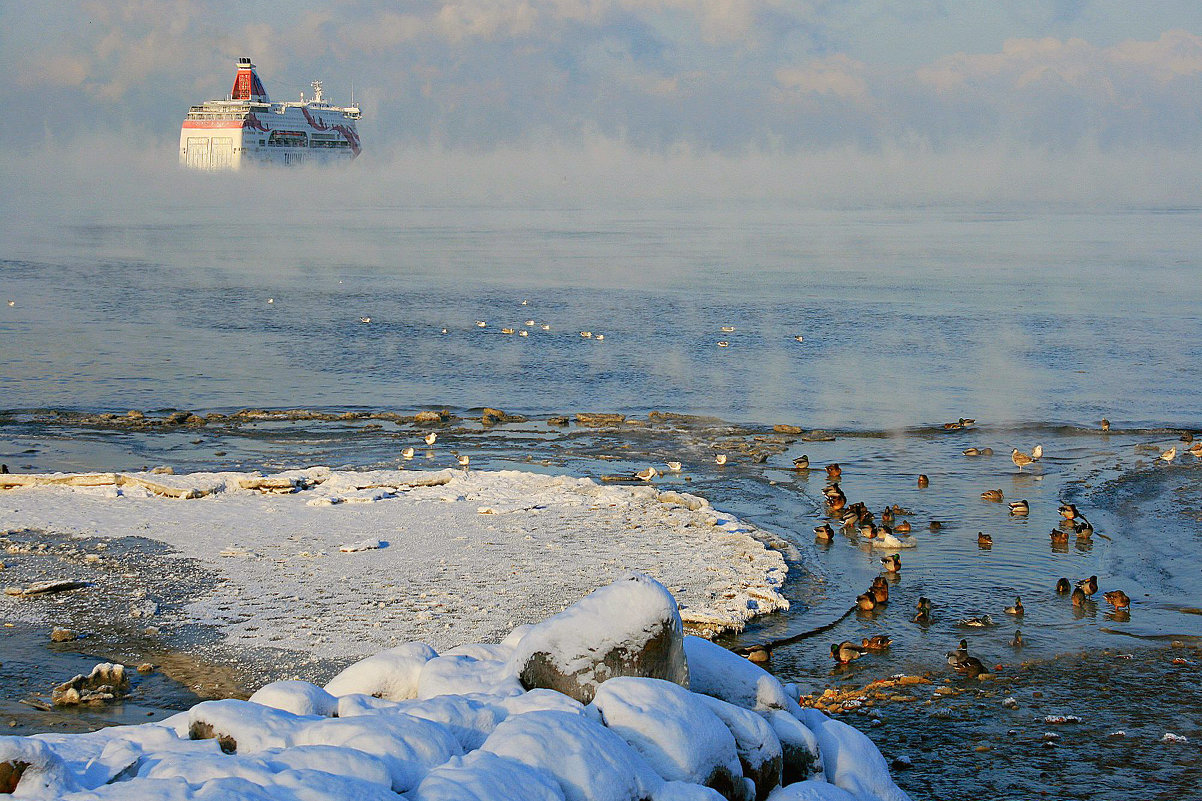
[2,201,1202,795]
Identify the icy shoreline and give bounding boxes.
[0,468,791,662]
[0,575,909,801]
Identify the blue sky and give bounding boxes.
[2,2,1201,204]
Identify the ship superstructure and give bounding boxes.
[180,57,361,170]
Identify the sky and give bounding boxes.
[2,1,1201,204]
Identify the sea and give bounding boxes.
[2,175,1201,797]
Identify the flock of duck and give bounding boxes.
[815,421,1196,677]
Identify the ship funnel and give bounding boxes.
[231,57,270,102]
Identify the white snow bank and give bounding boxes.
[0,469,790,659]
[684,635,800,713]
[0,579,909,801]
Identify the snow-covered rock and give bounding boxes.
[322,641,437,700]
[508,573,689,704]
[684,636,799,713]
[247,681,338,717]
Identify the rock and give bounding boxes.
[51,663,129,706]
[49,627,76,642]
[125,410,145,419]
[682,636,798,713]
[772,425,803,435]
[890,755,913,770]
[695,694,783,800]
[324,641,438,700]
[165,411,192,425]
[575,413,627,427]
[137,663,155,674]
[591,677,745,800]
[801,431,836,442]
[546,416,570,427]
[508,574,688,704]
[149,466,175,475]
[249,680,339,717]
[6,579,91,598]
[763,710,822,784]
[414,410,446,424]
[481,408,525,425]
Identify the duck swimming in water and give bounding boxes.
[1008,500,1030,515]
[977,532,993,547]
[825,463,842,480]
[870,576,889,604]
[1071,586,1088,607]
[1050,528,1069,545]
[856,592,879,611]
[1010,629,1024,648]
[958,614,995,628]
[946,638,970,669]
[918,474,929,487]
[881,554,901,573]
[862,635,893,651]
[813,523,834,541]
[793,455,810,470]
[1073,517,1093,536]
[831,641,868,664]
[981,489,1004,502]
[1056,577,1071,593]
[1076,575,1099,596]
[913,596,932,623]
[1004,596,1024,616]
[1059,503,1080,520]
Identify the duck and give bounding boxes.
[963,447,981,457]
[1072,518,1093,536]
[1076,575,1099,596]
[1008,500,1030,515]
[721,326,736,333]
[634,467,657,481]
[913,597,932,623]
[1049,528,1069,544]
[824,487,847,512]
[977,532,993,547]
[894,520,912,534]
[881,507,895,524]
[717,341,730,348]
[1056,577,1071,593]
[929,520,943,531]
[1160,446,1176,462]
[858,522,876,539]
[813,523,834,541]
[794,335,804,342]
[840,509,862,528]
[401,447,415,460]
[519,329,529,337]
[1058,503,1080,520]
[960,655,989,679]
[476,320,487,327]
[1190,441,1202,456]
[359,316,372,324]
[825,463,842,480]
[1004,596,1024,616]
[424,432,438,446]
[946,639,970,669]
[1103,590,1130,609]
[793,455,810,470]
[594,334,605,341]
[960,418,976,427]
[831,641,868,664]
[1101,418,1110,431]
[981,489,1004,502]
[1031,444,1043,460]
[958,615,994,627]
[862,635,893,651]
[525,320,536,327]
[501,327,516,335]
[1011,449,1034,471]
[874,529,915,549]
[1010,629,1024,648]
[870,580,889,605]
[580,331,593,338]
[918,474,930,488]
[856,592,878,611]
[714,453,727,466]
[541,324,551,331]
[881,554,901,572]
[1071,586,1088,607]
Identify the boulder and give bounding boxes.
[575,413,626,427]
[508,574,688,704]
[764,711,822,785]
[414,410,447,424]
[683,637,798,713]
[248,680,339,717]
[324,641,438,700]
[51,662,129,706]
[696,695,784,801]
[591,677,745,800]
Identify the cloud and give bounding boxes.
[774,54,868,99]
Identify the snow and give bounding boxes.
[0,469,789,660]
[683,635,800,713]
[322,642,437,700]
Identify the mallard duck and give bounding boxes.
[1008,500,1030,515]
[1101,418,1110,431]
[859,522,877,539]
[1058,503,1080,520]
[881,507,895,524]
[1071,586,1087,607]
[1073,518,1093,536]
[825,487,847,511]
[946,638,970,669]
[944,421,962,430]
[958,614,994,627]
[871,577,889,604]
[881,554,901,572]
[960,655,989,679]
[977,532,993,547]
[826,463,842,479]
[1004,596,1024,616]
[981,489,1004,502]
[721,325,736,333]
[913,596,932,623]
[813,523,834,541]
[793,455,810,470]
[1056,577,1071,593]
[840,510,861,528]
[1050,528,1069,544]
[929,520,943,531]
[1010,629,1024,648]
[963,447,981,457]
[895,520,912,534]
[918,474,930,487]
[856,592,878,611]
[1011,449,1034,471]
[862,634,892,651]
[831,641,867,663]
[1103,589,1130,609]
[980,447,994,456]
[1076,575,1099,596]
[960,418,976,427]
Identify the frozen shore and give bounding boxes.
[0,574,909,801]
[0,468,791,666]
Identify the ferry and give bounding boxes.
[179,57,361,170]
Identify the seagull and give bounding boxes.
[267,298,274,304]
[519,330,529,337]
[665,461,682,472]
[1160,446,1176,462]
[634,467,657,481]
[359,317,372,324]
[721,326,735,333]
[1011,448,1034,471]
[401,447,415,459]
[580,331,592,338]
[794,335,804,342]
[1031,444,1043,460]
[476,321,487,327]
[457,454,470,467]
[1190,441,1202,456]
[715,454,727,465]
[717,341,729,348]
[525,320,535,326]
[424,432,437,446]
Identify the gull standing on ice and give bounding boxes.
[634,467,657,481]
